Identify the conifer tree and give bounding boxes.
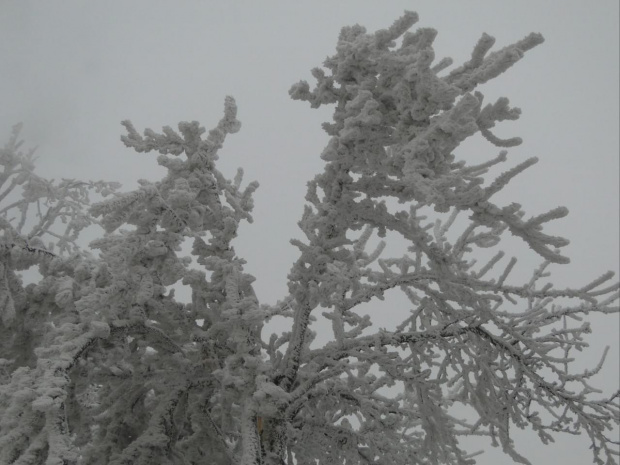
[0,12,618,465]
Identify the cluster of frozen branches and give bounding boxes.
[0,11,618,465]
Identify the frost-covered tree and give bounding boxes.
[0,11,618,465]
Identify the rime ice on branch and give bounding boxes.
[0,11,618,465]
[279,10,618,465]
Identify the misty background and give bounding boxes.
[1,1,618,463]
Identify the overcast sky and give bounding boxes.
[1,1,618,463]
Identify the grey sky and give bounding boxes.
[1,1,618,463]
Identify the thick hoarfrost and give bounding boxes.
[0,11,618,465]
